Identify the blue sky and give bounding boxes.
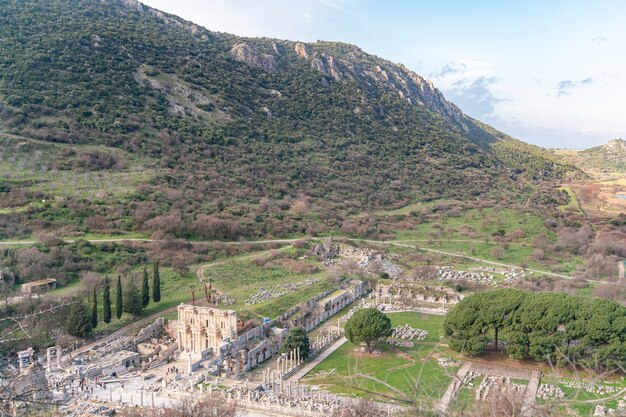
[141,0,626,149]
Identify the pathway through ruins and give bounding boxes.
[521,370,542,417]
[436,361,541,414]
[436,362,471,413]
[288,337,348,381]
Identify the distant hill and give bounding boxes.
[0,0,582,239]
[579,139,626,173]
[556,139,626,175]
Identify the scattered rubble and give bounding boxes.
[435,266,496,286]
[354,347,383,356]
[475,376,526,401]
[246,278,320,305]
[216,294,236,306]
[462,371,481,387]
[386,339,414,348]
[558,379,620,395]
[438,357,461,367]
[468,266,531,283]
[536,384,565,399]
[390,324,429,341]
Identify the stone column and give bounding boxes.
[56,348,61,368]
[46,349,52,372]
[187,353,193,375]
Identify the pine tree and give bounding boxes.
[152,262,161,303]
[91,287,98,329]
[103,276,112,324]
[123,278,144,317]
[142,266,150,308]
[65,301,92,338]
[116,275,123,319]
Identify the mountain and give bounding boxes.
[0,0,581,239]
[578,139,626,173]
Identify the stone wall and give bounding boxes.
[134,317,165,345]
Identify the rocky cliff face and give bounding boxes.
[229,43,280,72]
[228,39,470,133]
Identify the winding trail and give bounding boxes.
[0,235,585,283]
[352,239,605,284]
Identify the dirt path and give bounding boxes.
[619,261,625,281]
[522,370,542,417]
[354,239,605,284]
[0,235,590,283]
[0,238,302,246]
[436,362,471,413]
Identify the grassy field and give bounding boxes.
[303,313,455,404]
[201,257,336,320]
[386,207,583,274]
[539,375,626,416]
[0,135,152,203]
[394,207,549,244]
[374,200,458,216]
[558,186,582,213]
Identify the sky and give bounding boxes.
[140,0,626,149]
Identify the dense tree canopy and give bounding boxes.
[444,289,626,370]
[280,327,310,360]
[65,301,92,338]
[344,308,391,352]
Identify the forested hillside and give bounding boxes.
[0,0,581,240]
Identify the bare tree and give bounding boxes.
[330,398,384,417]
[149,395,240,417]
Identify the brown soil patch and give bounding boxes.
[566,180,626,219]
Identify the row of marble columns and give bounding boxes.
[311,329,341,353]
[275,347,301,376]
[261,369,304,395]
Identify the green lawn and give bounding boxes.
[0,135,152,202]
[386,312,446,342]
[303,313,456,404]
[539,375,626,416]
[558,186,582,213]
[202,258,335,319]
[393,207,549,244]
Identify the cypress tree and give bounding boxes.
[141,266,150,308]
[91,287,98,329]
[116,275,123,319]
[103,276,111,324]
[152,262,161,303]
[123,278,144,317]
[65,301,92,338]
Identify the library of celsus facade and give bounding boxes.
[175,305,238,355]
